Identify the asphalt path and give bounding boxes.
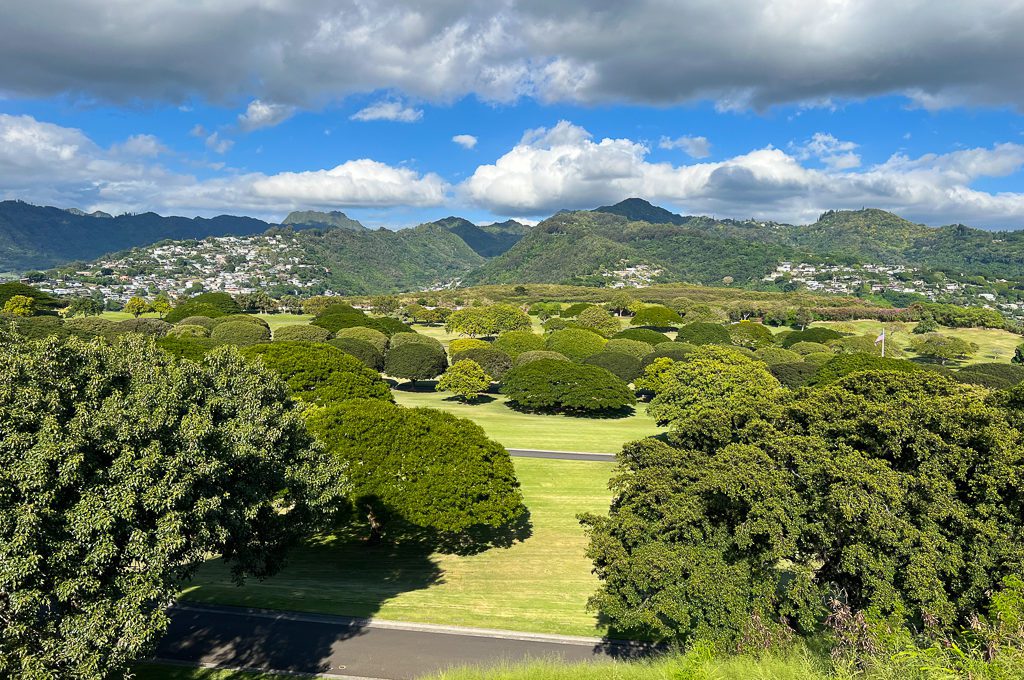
[506,448,616,462]
[154,604,657,679]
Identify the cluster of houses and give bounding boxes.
[37,234,331,304]
[601,262,664,288]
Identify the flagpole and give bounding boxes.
[881,328,885,357]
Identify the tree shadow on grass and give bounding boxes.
[503,401,637,420]
[394,379,440,392]
[441,394,497,405]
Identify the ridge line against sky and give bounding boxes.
[2,1,1024,229]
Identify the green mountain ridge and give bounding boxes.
[282,210,366,231]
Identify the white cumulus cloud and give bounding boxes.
[238,99,296,131]
[351,100,423,123]
[659,135,711,159]
[794,132,862,170]
[452,134,478,149]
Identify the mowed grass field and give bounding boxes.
[393,389,660,453]
[814,320,1021,364]
[181,457,615,637]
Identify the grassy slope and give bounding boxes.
[815,320,1021,364]
[181,457,614,637]
[393,389,659,453]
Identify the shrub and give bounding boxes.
[803,351,835,366]
[780,327,845,347]
[449,337,491,354]
[545,328,606,361]
[210,320,271,346]
[334,326,389,353]
[164,292,240,323]
[728,321,774,349]
[811,353,923,385]
[241,342,391,404]
[304,399,525,542]
[502,359,636,414]
[116,318,172,337]
[769,361,818,388]
[167,324,212,338]
[384,342,448,383]
[788,341,831,355]
[437,359,493,401]
[273,324,331,343]
[583,351,643,383]
[642,342,698,366]
[450,347,513,380]
[176,315,218,329]
[676,322,731,346]
[446,304,532,337]
[613,328,671,345]
[491,330,546,358]
[389,331,443,351]
[755,346,802,366]
[374,317,414,336]
[630,305,683,328]
[513,350,571,366]
[603,338,655,361]
[327,337,384,371]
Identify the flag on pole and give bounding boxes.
[874,330,885,345]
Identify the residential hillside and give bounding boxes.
[0,200,272,272]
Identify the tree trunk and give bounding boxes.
[366,505,383,545]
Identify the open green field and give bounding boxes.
[181,457,613,637]
[393,388,660,453]
[100,310,164,321]
[254,313,313,330]
[815,320,1021,364]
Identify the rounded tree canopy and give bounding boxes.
[176,315,218,329]
[211,313,270,329]
[492,330,546,359]
[450,347,513,380]
[604,338,655,361]
[164,292,241,323]
[545,328,607,362]
[167,323,212,338]
[780,326,845,347]
[116,318,172,338]
[327,337,384,371]
[384,342,448,382]
[613,328,671,345]
[449,337,492,355]
[728,321,774,349]
[675,322,731,346]
[273,324,332,343]
[754,346,802,366]
[641,342,698,366]
[210,320,272,346]
[811,352,922,386]
[513,350,571,367]
[334,325,389,353]
[389,331,443,352]
[788,341,831,355]
[502,359,636,414]
[630,305,683,328]
[242,341,391,404]
[583,351,643,383]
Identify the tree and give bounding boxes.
[304,399,525,543]
[492,330,545,358]
[583,351,643,383]
[451,347,513,380]
[334,326,389,353]
[576,306,622,337]
[123,296,152,318]
[909,333,979,364]
[634,357,678,395]
[513,350,571,366]
[545,328,607,361]
[727,321,774,349]
[327,337,384,371]
[449,337,491,354]
[613,328,670,345]
[648,346,786,451]
[810,353,922,385]
[371,295,401,316]
[675,322,731,346]
[603,338,655,361]
[65,297,104,317]
[446,304,531,337]
[151,294,173,318]
[793,307,813,329]
[630,305,683,328]
[437,359,493,402]
[210,320,272,346]
[2,294,34,317]
[608,291,636,317]
[0,334,342,677]
[241,342,392,404]
[237,290,275,314]
[780,327,845,347]
[583,372,1024,647]
[385,342,448,384]
[1013,343,1024,365]
[164,292,242,324]
[273,324,332,343]
[501,359,636,414]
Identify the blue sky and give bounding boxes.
[3,1,1024,229]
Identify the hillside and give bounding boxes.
[0,200,270,271]
[282,210,366,231]
[431,216,529,257]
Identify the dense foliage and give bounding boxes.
[241,342,392,404]
[384,342,449,383]
[613,328,671,345]
[327,337,384,370]
[0,333,340,677]
[675,322,731,345]
[631,305,683,328]
[164,292,241,324]
[273,324,331,343]
[492,330,546,358]
[545,328,607,361]
[304,399,525,542]
[502,359,636,414]
[583,351,643,383]
[437,359,492,401]
[450,347,513,380]
[210,320,272,346]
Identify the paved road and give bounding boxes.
[506,448,616,462]
[154,604,656,679]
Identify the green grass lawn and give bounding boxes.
[128,663,284,680]
[181,457,614,637]
[254,313,313,330]
[100,310,164,321]
[393,388,660,453]
[815,320,1021,364]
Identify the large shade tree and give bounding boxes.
[0,334,343,678]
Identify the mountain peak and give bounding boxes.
[282,210,366,231]
[593,197,688,225]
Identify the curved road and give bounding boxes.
[155,449,628,678]
[155,604,656,679]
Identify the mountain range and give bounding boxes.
[3,198,1024,293]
